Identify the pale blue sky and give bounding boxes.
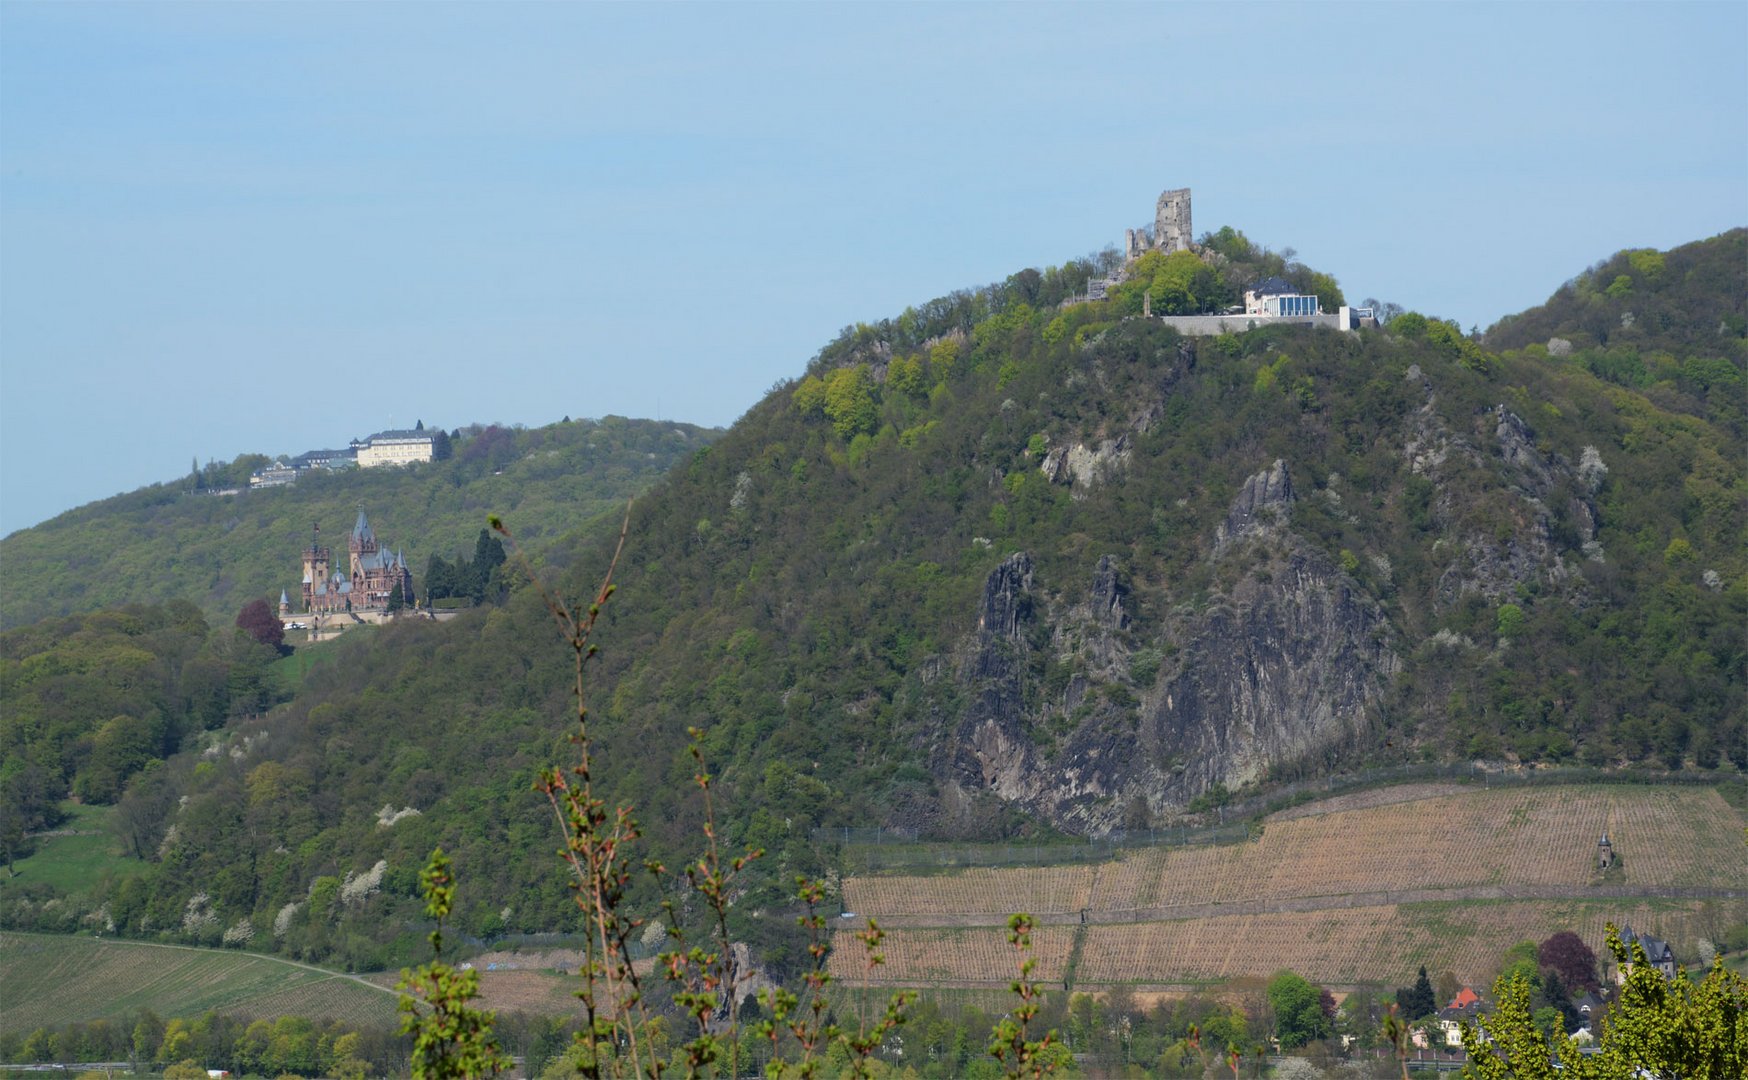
[3,2,1744,535]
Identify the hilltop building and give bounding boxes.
[1244,276,1323,318]
[246,427,442,488]
[1125,187,1193,261]
[354,429,436,468]
[295,510,414,616]
[1099,186,1375,335]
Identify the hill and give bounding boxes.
[3,226,1742,974]
[0,415,723,629]
[0,931,400,1034]
[831,782,1748,989]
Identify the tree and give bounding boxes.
[1397,966,1437,1020]
[1462,925,1748,1079]
[1538,931,1600,993]
[823,365,879,439]
[234,598,284,651]
[1267,971,1331,1049]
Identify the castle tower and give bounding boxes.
[278,589,291,618]
[349,509,378,579]
[1597,832,1613,870]
[300,530,331,614]
[1155,188,1192,254]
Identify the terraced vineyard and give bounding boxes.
[837,784,1748,988]
[1069,898,1748,988]
[843,785,1745,917]
[826,925,1078,987]
[0,932,399,1034]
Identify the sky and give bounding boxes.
[2,3,1744,536]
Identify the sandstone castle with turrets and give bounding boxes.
[284,509,414,618]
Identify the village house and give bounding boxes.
[1617,925,1679,983]
[1435,987,1483,1048]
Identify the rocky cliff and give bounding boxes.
[949,460,1400,835]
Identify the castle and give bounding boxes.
[284,510,414,617]
[1124,187,1193,261]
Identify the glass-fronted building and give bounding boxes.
[1264,293,1321,317]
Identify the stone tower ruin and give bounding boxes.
[1124,186,1193,261]
[1155,187,1192,253]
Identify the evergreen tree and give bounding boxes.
[1398,966,1438,1020]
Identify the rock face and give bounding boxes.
[1135,546,1398,810]
[1215,458,1295,551]
[946,460,1398,835]
[1402,378,1600,605]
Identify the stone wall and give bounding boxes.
[1156,312,1352,336]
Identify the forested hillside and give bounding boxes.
[0,416,721,629]
[3,230,1741,973]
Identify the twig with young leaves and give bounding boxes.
[494,510,663,1077]
[987,913,1062,1079]
[396,847,509,1078]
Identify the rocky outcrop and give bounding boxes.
[952,553,1039,801]
[1040,436,1131,491]
[945,462,1398,835]
[1088,555,1129,631]
[978,552,1033,640]
[1215,459,1295,551]
[1402,386,1600,605]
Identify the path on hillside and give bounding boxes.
[852,883,1748,930]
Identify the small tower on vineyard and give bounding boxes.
[1597,832,1614,871]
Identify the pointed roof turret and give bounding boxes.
[353,510,374,542]
[280,589,290,605]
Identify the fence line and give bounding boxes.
[817,765,1745,872]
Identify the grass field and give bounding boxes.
[0,932,400,1034]
[837,784,1748,989]
[0,804,147,897]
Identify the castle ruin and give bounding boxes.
[1125,187,1193,261]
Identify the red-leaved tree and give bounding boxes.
[235,598,285,650]
[1538,930,1600,992]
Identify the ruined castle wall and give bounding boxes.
[1155,188,1192,253]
